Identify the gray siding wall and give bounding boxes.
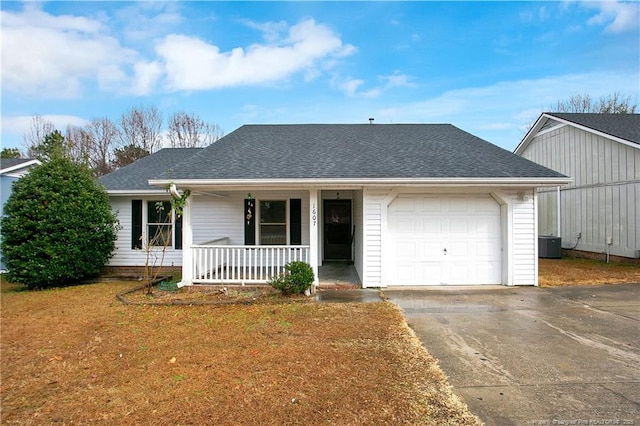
[522,124,640,258]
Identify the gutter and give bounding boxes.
[149,177,573,189]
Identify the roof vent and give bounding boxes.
[368,117,374,124]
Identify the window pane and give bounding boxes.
[148,201,171,223]
[260,225,286,245]
[260,201,286,224]
[148,224,172,246]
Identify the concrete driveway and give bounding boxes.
[384,284,640,426]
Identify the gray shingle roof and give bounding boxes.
[99,148,201,191]
[0,158,37,172]
[159,124,566,180]
[548,113,640,145]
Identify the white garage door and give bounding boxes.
[388,194,502,285]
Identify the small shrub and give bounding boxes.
[268,261,315,295]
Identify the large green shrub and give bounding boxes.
[1,158,118,289]
[268,261,315,295]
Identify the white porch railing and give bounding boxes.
[191,243,310,285]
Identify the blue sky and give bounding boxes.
[1,1,638,152]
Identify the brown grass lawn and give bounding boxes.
[538,257,640,287]
[0,279,480,425]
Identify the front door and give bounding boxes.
[323,200,352,261]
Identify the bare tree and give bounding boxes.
[551,92,637,114]
[167,111,223,148]
[119,105,163,154]
[65,124,92,167]
[85,117,119,176]
[23,115,55,158]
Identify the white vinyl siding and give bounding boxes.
[109,191,310,268]
[522,124,640,258]
[108,197,183,267]
[362,188,389,287]
[509,189,537,285]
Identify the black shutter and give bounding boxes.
[244,199,255,245]
[131,200,143,249]
[290,199,302,245]
[174,214,183,250]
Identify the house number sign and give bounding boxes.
[312,203,317,227]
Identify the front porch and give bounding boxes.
[187,243,360,287]
[178,188,364,288]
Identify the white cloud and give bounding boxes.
[337,78,365,97]
[241,19,289,43]
[132,61,163,96]
[582,1,639,33]
[0,4,136,98]
[116,2,184,42]
[151,18,355,92]
[335,72,415,98]
[2,114,88,140]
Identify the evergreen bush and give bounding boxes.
[268,261,315,295]
[1,157,118,289]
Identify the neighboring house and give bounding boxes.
[100,124,569,288]
[0,158,41,271]
[515,113,640,260]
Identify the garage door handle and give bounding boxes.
[443,248,447,255]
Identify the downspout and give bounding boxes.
[556,186,561,238]
[169,183,181,199]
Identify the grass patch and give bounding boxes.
[539,257,640,287]
[0,279,480,425]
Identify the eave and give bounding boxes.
[0,159,41,175]
[105,189,169,196]
[149,176,573,190]
[515,113,639,155]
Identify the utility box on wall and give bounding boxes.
[539,236,562,259]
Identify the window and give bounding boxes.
[132,200,182,249]
[148,201,172,246]
[259,200,286,245]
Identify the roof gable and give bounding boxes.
[516,113,640,154]
[159,124,566,181]
[0,158,41,175]
[549,113,640,145]
[99,148,202,192]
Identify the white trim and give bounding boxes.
[309,189,319,286]
[534,189,539,286]
[179,196,193,287]
[490,191,513,286]
[547,114,640,149]
[515,113,640,155]
[149,177,572,188]
[256,199,289,245]
[0,159,41,175]
[107,190,168,196]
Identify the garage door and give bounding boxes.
[388,194,502,285]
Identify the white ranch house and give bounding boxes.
[100,124,570,288]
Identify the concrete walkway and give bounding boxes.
[315,288,382,303]
[384,284,640,426]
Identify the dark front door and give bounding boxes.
[323,200,352,261]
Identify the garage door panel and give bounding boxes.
[389,194,502,285]
[423,219,443,234]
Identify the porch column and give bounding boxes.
[178,195,193,287]
[309,189,319,287]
